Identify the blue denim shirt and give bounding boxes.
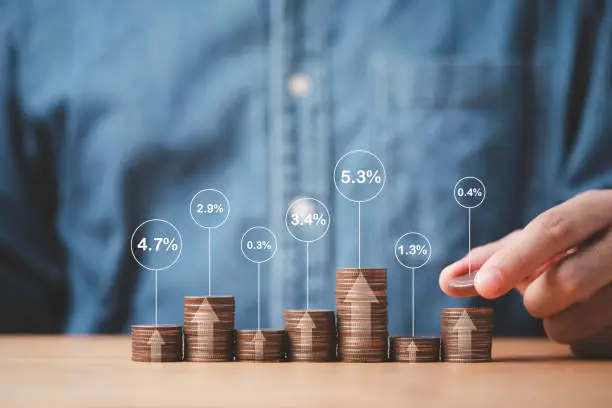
[1,0,610,334]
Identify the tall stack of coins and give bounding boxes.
[336,268,388,362]
[441,308,493,363]
[235,329,286,362]
[183,296,235,362]
[131,325,183,362]
[389,336,440,362]
[284,310,336,362]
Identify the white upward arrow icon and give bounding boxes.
[297,312,317,353]
[147,330,165,363]
[408,340,418,362]
[253,330,267,360]
[345,273,379,337]
[452,311,477,356]
[190,299,220,344]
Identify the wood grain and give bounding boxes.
[0,336,611,408]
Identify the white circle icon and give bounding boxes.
[285,197,331,243]
[394,232,432,270]
[189,189,230,229]
[453,177,486,209]
[130,219,183,271]
[241,227,278,264]
[333,150,386,203]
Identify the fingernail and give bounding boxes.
[475,269,503,298]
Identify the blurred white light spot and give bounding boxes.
[288,73,312,97]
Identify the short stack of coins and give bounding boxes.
[284,310,336,362]
[183,296,235,362]
[235,329,286,362]
[389,336,440,362]
[441,308,493,363]
[336,268,388,362]
[131,324,182,362]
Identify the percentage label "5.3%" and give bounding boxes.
[339,169,382,184]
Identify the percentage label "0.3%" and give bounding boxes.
[241,227,278,264]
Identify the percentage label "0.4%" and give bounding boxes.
[454,177,486,209]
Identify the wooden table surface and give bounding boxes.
[1,336,611,408]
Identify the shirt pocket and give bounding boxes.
[371,55,548,246]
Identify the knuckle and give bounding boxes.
[534,210,570,242]
[543,317,573,344]
[557,266,588,301]
[523,292,545,318]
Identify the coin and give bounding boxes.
[235,329,286,362]
[447,273,476,289]
[131,324,182,363]
[441,308,493,363]
[183,296,235,362]
[336,268,388,363]
[389,336,440,362]
[284,310,336,362]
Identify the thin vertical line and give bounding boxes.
[258,263,261,330]
[411,268,415,337]
[155,269,158,327]
[306,242,310,310]
[358,202,361,268]
[208,228,212,296]
[468,208,471,277]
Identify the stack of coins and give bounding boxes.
[183,296,235,362]
[441,308,493,363]
[131,324,183,363]
[235,330,286,362]
[336,268,388,362]
[389,336,440,362]
[284,310,336,362]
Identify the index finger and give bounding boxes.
[474,190,612,299]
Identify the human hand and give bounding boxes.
[440,190,612,357]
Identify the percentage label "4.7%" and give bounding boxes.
[137,237,179,252]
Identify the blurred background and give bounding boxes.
[1,0,610,335]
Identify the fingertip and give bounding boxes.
[474,268,505,299]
